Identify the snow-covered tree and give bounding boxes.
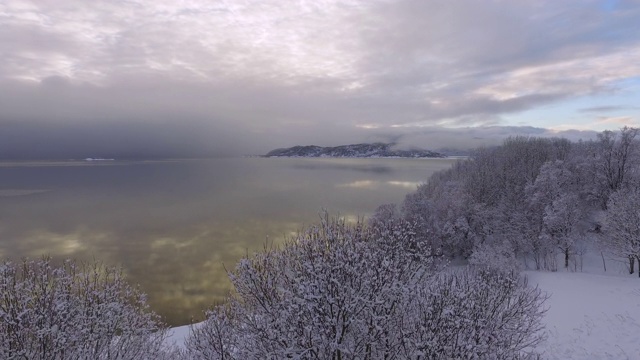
[469,240,521,274]
[0,258,170,360]
[185,214,547,359]
[406,268,547,360]
[543,193,587,270]
[191,215,435,359]
[527,160,589,270]
[603,187,640,276]
[182,304,236,360]
[594,127,640,208]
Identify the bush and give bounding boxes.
[469,240,522,274]
[408,268,547,359]
[0,257,170,360]
[186,215,434,359]
[185,215,547,359]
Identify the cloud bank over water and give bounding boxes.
[1,0,638,158]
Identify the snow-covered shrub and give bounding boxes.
[186,214,435,359]
[469,240,522,274]
[183,304,236,360]
[185,214,547,359]
[0,257,169,360]
[408,268,547,359]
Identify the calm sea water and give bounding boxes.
[0,157,456,325]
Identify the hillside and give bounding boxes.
[264,143,444,158]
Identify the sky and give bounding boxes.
[1,0,639,159]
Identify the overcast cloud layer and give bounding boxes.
[1,0,639,158]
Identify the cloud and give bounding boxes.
[372,125,599,152]
[550,113,640,133]
[596,116,639,126]
[580,105,635,113]
[0,0,638,158]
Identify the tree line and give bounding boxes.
[402,127,640,273]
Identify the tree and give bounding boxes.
[526,160,590,270]
[595,127,640,208]
[603,187,640,276]
[187,215,435,359]
[543,193,586,270]
[0,257,170,360]
[406,268,547,360]
[185,215,547,359]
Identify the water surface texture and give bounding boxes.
[0,158,456,325]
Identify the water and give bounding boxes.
[0,157,456,325]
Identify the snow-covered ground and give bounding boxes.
[165,323,194,350]
[530,271,640,359]
[528,247,640,360]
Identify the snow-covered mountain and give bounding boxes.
[264,143,444,158]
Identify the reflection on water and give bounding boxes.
[0,157,456,325]
[291,160,393,174]
[337,180,423,190]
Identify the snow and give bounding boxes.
[165,323,194,350]
[530,270,640,359]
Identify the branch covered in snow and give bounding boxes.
[0,257,171,360]
[185,214,547,359]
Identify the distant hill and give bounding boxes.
[264,143,445,158]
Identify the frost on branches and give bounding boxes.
[409,268,547,360]
[185,214,547,360]
[0,258,170,360]
[399,128,640,273]
[603,187,640,276]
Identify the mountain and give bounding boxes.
[264,143,445,158]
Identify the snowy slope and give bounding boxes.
[530,270,640,359]
[165,323,195,350]
[264,143,444,158]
